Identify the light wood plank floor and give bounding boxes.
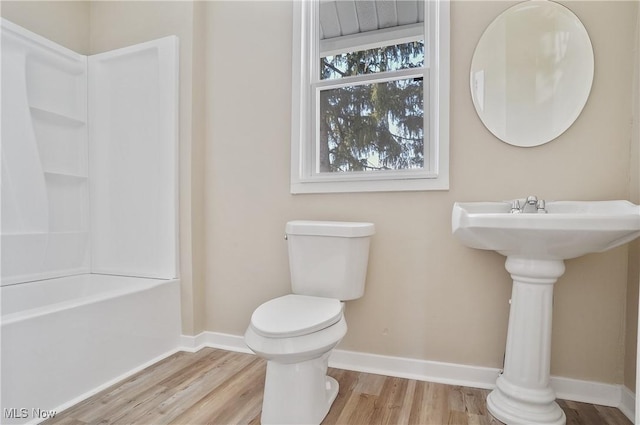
[44,348,632,425]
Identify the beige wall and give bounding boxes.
[1,1,90,54]
[206,0,637,384]
[2,0,638,386]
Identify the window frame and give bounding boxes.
[290,0,450,194]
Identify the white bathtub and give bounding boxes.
[0,274,181,424]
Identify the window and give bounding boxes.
[291,0,450,194]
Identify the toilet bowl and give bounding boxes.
[245,295,348,425]
[244,221,374,425]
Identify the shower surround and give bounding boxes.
[0,19,180,424]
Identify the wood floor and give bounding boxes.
[44,348,632,425]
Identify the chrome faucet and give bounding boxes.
[510,196,547,213]
[536,199,547,214]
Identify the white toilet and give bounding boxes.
[244,220,375,425]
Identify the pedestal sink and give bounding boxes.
[451,200,640,425]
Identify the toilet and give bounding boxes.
[244,220,375,425]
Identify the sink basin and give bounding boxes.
[451,199,640,425]
[452,200,640,260]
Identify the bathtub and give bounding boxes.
[0,274,181,424]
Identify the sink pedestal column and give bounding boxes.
[487,257,566,425]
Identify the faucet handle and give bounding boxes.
[510,200,522,214]
[537,199,547,213]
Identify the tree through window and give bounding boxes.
[319,40,425,172]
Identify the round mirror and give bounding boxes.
[470,0,594,147]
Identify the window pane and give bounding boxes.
[318,77,424,173]
[321,41,424,80]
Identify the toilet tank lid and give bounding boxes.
[286,221,375,237]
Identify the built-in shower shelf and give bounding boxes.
[0,231,88,237]
[0,231,47,236]
[44,171,88,181]
[29,106,85,127]
[3,19,178,284]
[49,231,89,236]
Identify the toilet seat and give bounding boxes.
[250,294,343,338]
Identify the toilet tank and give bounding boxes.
[285,221,375,300]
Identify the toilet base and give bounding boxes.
[261,352,339,425]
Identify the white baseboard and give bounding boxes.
[551,375,622,407]
[179,332,253,354]
[182,331,636,423]
[328,348,500,390]
[620,385,636,423]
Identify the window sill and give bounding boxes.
[290,175,449,194]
